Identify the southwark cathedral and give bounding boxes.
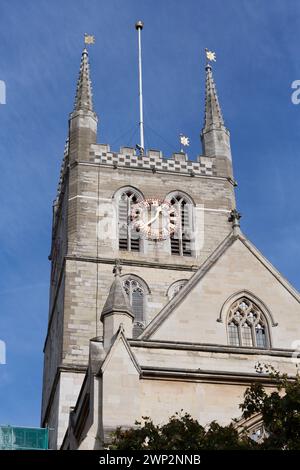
[41,43,300,449]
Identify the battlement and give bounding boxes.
[89,144,217,177]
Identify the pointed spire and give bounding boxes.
[200,53,232,164]
[68,47,98,164]
[73,48,93,112]
[203,62,225,132]
[101,261,134,319]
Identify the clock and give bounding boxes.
[131,198,179,240]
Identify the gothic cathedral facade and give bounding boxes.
[41,48,300,449]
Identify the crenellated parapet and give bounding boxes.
[89,144,217,177]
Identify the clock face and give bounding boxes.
[131,198,179,240]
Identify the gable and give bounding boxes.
[101,328,141,375]
[144,235,300,349]
[101,329,141,428]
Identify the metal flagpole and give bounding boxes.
[135,21,145,154]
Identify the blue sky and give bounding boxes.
[0,0,299,427]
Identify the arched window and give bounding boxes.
[167,279,188,300]
[249,423,268,444]
[122,276,148,337]
[166,192,193,257]
[235,415,268,444]
[117,188,142,252]
[227,297,269,348]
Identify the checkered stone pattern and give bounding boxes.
[92,149,216,176]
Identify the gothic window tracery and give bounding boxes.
[227,297,269,348]
[122,276,148,337]
[117,188,142,252]
[249,424,268,443]
[166,193,193,256]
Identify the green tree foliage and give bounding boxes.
[110,412,255,450]
[240,365,300,450]
[110,366,300,450]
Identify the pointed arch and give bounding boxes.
[121,274,150,338]
[165,190,196,207]
[113,186,144,252]
[235,414,268,444]
[165,191,195,257]
[219,291,276,349]
[167,279,188,300]
[218,290,278,327]
[112,185,145,201]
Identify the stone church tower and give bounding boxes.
[41,47,300,450]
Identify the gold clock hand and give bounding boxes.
[146,206,162,226]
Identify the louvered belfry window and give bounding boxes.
[170,195,192,256]
[227,298,269,348]
[118,190,140,252]
[123,278,145,337]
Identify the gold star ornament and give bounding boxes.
[206,49,216,62]
[84,34,95,45]
[180,135,190,147]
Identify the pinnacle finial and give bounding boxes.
[205,48,216,66]
[73,47,93,112]
[135,20,144,30]
[113,259,122,277]
[84,33,95,46]
[101,260,133,321]
[228,209,242,229]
